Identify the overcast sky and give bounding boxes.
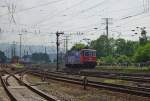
[0,0,150,48]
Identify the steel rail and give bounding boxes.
[30,71,150,97]
[33,70,150,83]
[0,75,17,101]
[80,70,150,77]
[4,70,59,101]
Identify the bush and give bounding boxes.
[100,55,116,64]
[134,43,150,62]
[116,55,131,64]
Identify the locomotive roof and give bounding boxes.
[81,49,96,51]
[67,49,96,53]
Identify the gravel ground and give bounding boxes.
[0,88,10,101]
[0,79,10,101]
[25,74,150,101]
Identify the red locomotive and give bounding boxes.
[65,49,96,68]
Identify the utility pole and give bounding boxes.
[11,44,13,59]
[24,49,26,56]
[5,48,8,59]
[56,31,64,71]
[27,50,28,56]
[63,39,66,53]
[45,47,47,54]
[64,36,70,53]
[102,18,113,56]
[18,34,22,59]
[62,36,70,65]
[106,18,109,39]
[13,41,16,57]
[11,41,16,59]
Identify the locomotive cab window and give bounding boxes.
[92,51,96,56]
[84,51,90,56]
[81,50,96,56]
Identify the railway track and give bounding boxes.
[53,70,150,87]
[29,70,150,97]
[81,73,150,83]
[33,70,150,84]
[0,71,59,101]
[79,70,150,77]
[79,70,150,83]
[29,68,150,83]
[0,76,10,101]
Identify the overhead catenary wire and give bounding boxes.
[37,6,145,33]
[34,0,89,26]
[39,4,144,30]
[0,0,65,17]
[1,0,150,46]
[36,0,144,30]
[35,0,110,27]
[118,0,149,20]
[1,0,142,33]
[75,0,109,14]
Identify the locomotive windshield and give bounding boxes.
[81,50,96,56]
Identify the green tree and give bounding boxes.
[134,43,150,62]
[103,55,116,64]
[31,53,49,63]
[90,35,108,57]
[88,34,144,64]
[115,38,126,56]
[125,41,139,56]
[71,43,86,51]
[116,55,131,64]
[139,28,147,45]
[114,39,139,57]
[0,50,7,63]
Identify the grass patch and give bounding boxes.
[96,66,150,73]
[102,79,131,85]
[11,63,24,69]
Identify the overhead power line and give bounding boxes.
[77,0,108,14]
[18,0,65,12]
[120,11,145,20]
[120,0,149,20]
[36,0,109,26]
[34,0,88,26]
[0,0,65,17]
